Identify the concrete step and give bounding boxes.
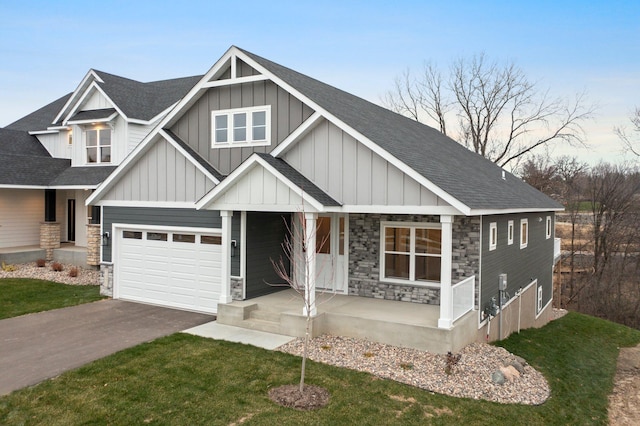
[240,318,282,334]
[249,309,281,323]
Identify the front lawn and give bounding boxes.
[0,278,104,320]
[0,312,638,425]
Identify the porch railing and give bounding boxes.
[451,276,475,323]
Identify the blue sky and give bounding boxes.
[1,0,638,165]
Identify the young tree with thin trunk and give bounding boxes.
[383,54,595,168]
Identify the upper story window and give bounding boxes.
[381,222,442,285]
[520,219,528,249]
[86,128,111,164]
[489,222,497,251]
[507,220,514,245]
[546,216,552,239]
[211,106,270,148]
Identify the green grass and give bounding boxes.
[0,278,104,319]
[0,312,638,425]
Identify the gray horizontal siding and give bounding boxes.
[102,207,241,276]
[480,212,555,315]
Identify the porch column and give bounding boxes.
[219,210,233,304]
[438,215,454,329]
[304,212,318,316]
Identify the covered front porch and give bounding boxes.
[217,286,477,354]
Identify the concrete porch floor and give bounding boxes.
[217,289,478,354]
[0,244,87,266]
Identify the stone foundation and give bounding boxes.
[99,263,114,297]
[231,277,244,300]
[40,222,61,261]
[348,214,480,305]
[86,224,101,266]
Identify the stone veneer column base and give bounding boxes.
[99,263,114,297]
[40,222,61,261]
[230,277,244,300]
[86,224,101,266]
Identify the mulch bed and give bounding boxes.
[268,384,330,410]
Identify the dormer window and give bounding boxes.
[211,106,270,148]
[86,128,111,164]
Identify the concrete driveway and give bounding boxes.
[0,300,212,396]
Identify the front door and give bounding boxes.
[67,199,76,242]
[315,214,347,293]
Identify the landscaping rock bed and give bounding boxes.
[0,262,98,286]
[278,336,550,405]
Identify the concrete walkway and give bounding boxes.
[183,322,295,349]
[0,300,212,396]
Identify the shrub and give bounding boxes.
[36,259,46,267]
[51,262,64,272]
[68,267,79,278]
[444,351,462,375]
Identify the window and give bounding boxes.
[212,106,270,148]
[489,222,497,251]
[316,217,331,254]
[537,284,543,313]
[147,232,168,241]
[86,128,111,163]
[68,131,73,145]
[173,234,195,243]
[123,231,142,239]
[507,220,514,245]
[520,219,528,249]
[201,235,222,245]
[381,223,441,284]
[546,216,552,239]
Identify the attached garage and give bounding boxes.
[114,225,222,314]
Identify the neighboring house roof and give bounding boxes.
[254,153,341,207]
[5,93,72,132]
[90,71,203,122]
[48,166,118,187]
[0,128,52,157]
[239,48,562,212]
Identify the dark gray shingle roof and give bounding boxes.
[0,155,71,186]
[48,166,117,187]
[0,128,51,157]
[240,48,562,211]
[5,93,72,132]
[93,71,202,122]
[255,153,341,207]
[67,108,117,122]
[163,129,225,182]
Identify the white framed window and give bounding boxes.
[211,106,270,148]
[86,128,111,164]
[507,220,514,245]
[489,222,497,251]
[380,222,442,285]
[546,216,552,239]
[537,284,543,313]
[520,219,528,249]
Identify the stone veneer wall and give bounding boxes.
[86,224,101,266]
[231,277,243,300]
[40,222,61,261]
[348,214,480,305]
[99,263,114,297]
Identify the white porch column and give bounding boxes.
[438,215,454,329]
[304,212,318,316]
[219,210,233,304]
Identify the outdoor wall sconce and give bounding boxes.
[231,239,237,257]
[102,231,110,247]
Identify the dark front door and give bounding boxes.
[67,199,76,242]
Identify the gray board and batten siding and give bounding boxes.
[170,79,314,176]
[102,207,241,277]
[480,212,555,315]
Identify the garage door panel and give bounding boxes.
[116,227,222,314]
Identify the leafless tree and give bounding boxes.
[271,211,330,394]
[614,107,640,158]
[383,54,595,167]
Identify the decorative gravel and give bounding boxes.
[0,262,99,286]
[278,336,551,405]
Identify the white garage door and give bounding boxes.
[115,226,222,314]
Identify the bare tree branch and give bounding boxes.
[614,107,640,157]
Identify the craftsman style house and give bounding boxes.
[2,46,562,352]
